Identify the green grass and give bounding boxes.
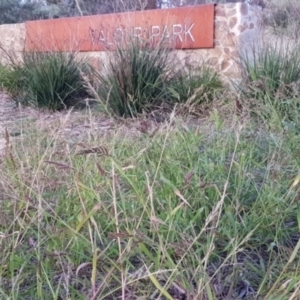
[92,40,176,117]
[91,39,222,118]
[1,109,300,299]
[1,42,222,116]
[170,65,223,105]
[239,39,300,132]
[0,51,91,111]
[0,63,24,96]
[1,13,300,298]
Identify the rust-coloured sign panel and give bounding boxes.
[25,5,214,52]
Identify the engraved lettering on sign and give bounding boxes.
[99,30,106,43]
[150,25,160,43]
[90,28,113,45]
[132,27,142,39]
[25,5,214,52]
[184,23,195,42]
[172,24,183,42]
[89,23,195,46]
[162,25,171,42]
[114,28,124,42]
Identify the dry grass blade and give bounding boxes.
[4,128,16,168]
[44,160,77,171]
[96,162,107,176]
[184,171,194,188]
[76,146,110,156]
[4,128,10,148]
[174,189,191,207]
[149,126,160,137]
[107,232,134,240]
[76,262,92,277]
[90,267,115,300]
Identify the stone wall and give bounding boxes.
[176,2,262,83]
[0,2,262,84]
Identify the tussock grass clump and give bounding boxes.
[0,63,24,96]
[1,113,300,299]
[0,51,91,111]
[171,65,223,111]
[93,40,177,117]
[92,39,223,118]
[240,40,300,124]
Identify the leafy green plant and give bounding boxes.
[0,51,91,111]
